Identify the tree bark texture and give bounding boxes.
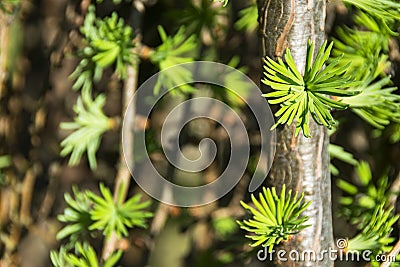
[257,0,334,266]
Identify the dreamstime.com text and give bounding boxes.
[257,239,396,263]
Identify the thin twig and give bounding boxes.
[38,163,60,220]
[380,238,400,267]
[20,165,40,226]
[388,171,400,208]
[101,57,139,260]
[101,4,143,259]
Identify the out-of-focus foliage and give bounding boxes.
[329,144,358,176]
[341,74,400,129]
[0,155,11,186]
[60,90,112,170]
[342,0,400,29]
[337,161,392,228]
[210,56,250,109]
[96,0,132,4]
[331,26,390,77]
[330,8,400,130]
[51,243,122,267]
[0,0,19,13]
[347,205,398,264]
[176,0,226,40]
[149,26,197,95]
[213,216,238,239]
[235,3,257,32]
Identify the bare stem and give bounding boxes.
[388,171,400,208]
[101,55,139,260]
[101,2,144,258]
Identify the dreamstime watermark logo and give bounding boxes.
[336,238,348,249]
[122,61,276,207]
[256,238,396,263]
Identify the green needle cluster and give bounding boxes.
[237,185,311,252]
[262,41,357,137]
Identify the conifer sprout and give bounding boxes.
[237,185,311,252]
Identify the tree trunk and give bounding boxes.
[257,0,334,266]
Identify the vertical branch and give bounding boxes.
[101,1,145,260]
[101,61,138,260]
[112,54,139,204]
[258,0,334,266]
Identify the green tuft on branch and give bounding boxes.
[235,3,258,32]
[214,56,250,109]
[340,75,400,129]
[50,242,122,267]
[341,0,400,25]
[337,161,391,228]
[57,186,94,242]
[56,184,153,251]
[331,26,390,78]
[149,26,197,95]
[262,41,358,137]
[176,0,226,39]
[60,90,114,170]
[70,5,135,91]
[346,205,398,256]
[237,185,311,252]
[353,11,398,37]
[87,183,153,239]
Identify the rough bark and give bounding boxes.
[257,0,334,266]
